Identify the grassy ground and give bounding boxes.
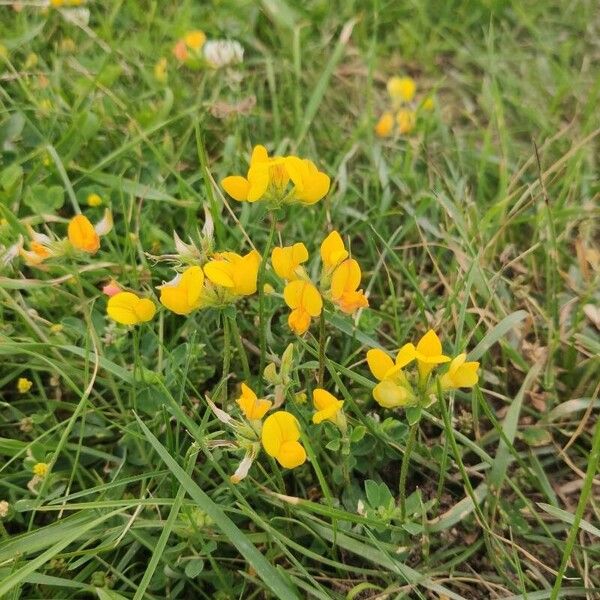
[1,1,599,598]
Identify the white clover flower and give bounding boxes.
[203,40,244,69]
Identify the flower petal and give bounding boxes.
[366,349,394,381]
[222,176,250,201]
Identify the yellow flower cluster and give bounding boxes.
[221,145,330,207]
[375,75,434,138]
[271,230,368,335]
[367,329,479,409]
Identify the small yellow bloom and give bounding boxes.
[414,329,450,377]
[17,378,32,394]
[158,266,205,315]
[184,30,206,50]
[50,323,63,333]
[261,411,306,469]
[366,346,415,408]
[236,383,272,420]
[422,96,435,112]
[32,462,49,477]
[312,388,344,424]
[86,193,102,207]
[330,259,369,314]
[387,76,416,102]
[283,280,322,335]
[320,230,348,271]
[396,109,416,134]
[440,354,479,389]
[204,250,261,296]
[107,292,156,325]
[375,112,394,137]
[284,156,330,204]
[271,243,309,281]
[68,210,112,254]
[154,57,168,83]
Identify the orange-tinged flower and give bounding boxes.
[261,411,306,468]
[284,156,330,204]
[330,258,368,314]
[283,280,322,335]
[173,40,188,62]
[387,76,416,102]
[102,279,121,297]
[271,243,308,281]
[158,266,205,315]
[312,388,344,424]
[68,215,99,253]
[375,112,394,137]
[204,250,261,296]
[440,353,479,389]
[107,292,156,325]
[320,230,348,271]
[236,383,272,420]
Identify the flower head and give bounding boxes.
[312,389,344,425]
[204,250,261,297]
[261,411,306,469]
[283,280,322,335]
[271,243,308,281]
[366,347,415,408]
[17,377,32,394]
[158,266,205,315]
[320,230,348,272]
[330,258,368,314]
[184,30,206,50]
[375,112,394,137]
[32,462,49,477]
[203,39,244,68]
[154,57,168,83]
[440,353,479,390]
[396,109,416,134]
[387,76,416,103]
[102,279,121,297]
[86,193,102,207]
[67,210,112,254]
[414,329,450,377]
[284,156,330,205]
[236,383,272,420]
[107,292,156,325]
[172,40,188,62]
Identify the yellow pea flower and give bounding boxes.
[17,377,33,394]
[107,292,156,325]
[320,230,348,271]
[414,329,450,377]
[366,347,415,408]
[375,112,394,137]
[261,411,306,469]
[283,156,330,204]
[32,462,49,477]
[86,193,102,207]
[204,250,261,296]
[440,354,480,390]
[387,76,416,102]
[236,383,272,420]
[67,210,113,254]
[283,280,322,335]
[312,388,344,424]
[396,109,416,134]
[184,30,206,50]
[330,258,369,314]
[158,266,205,315]
[271,243,309,281]
[221,145,288,203]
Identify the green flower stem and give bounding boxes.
[317,310,326,387]
[228,314,251,382]
[221,313,231,401]
[258,218,276,394]
[399,422,418,520]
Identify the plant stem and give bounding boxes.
[228,314,250,382]
[399,422,418,520]
[221,313,231,401]
[317,310,326,387]
[258,218,276,394]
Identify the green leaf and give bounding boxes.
[537,503,600,538]
[521,427,552,447]
[406,406,422,426]
[350,425,367,443]
[468,310,528,361]
[24,184,65,213]
[0,163,23,191]
[184,558,205,579]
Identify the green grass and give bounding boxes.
[1,0,599,598]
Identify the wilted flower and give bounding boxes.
[107,292,156,325]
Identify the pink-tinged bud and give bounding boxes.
[102,280,121,297]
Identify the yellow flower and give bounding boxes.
[33,462,49,477]
[107,292,156,325]
[184,30,206,50]
[414,329,450,377]
[312,388,344,424]
[236,383,272,420]
[221,145,288,203]
[320,230,348,271]
[375,112,394,137]
[283,280,322,335]
[67,210,112,254]
[17,378,33,394]
[283,156,330,204]
[154,57,168,83]
[366,346,415,408]
[396,109,416,134]
[422,96,435,112]
[86,193,102,207]
[158,266,205,315]
[330,258,369,314]
[387,76,416,102]
[271,243,308,281]
[440,354,480,390]
[261,411,306,468]
[204,250,261,296]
